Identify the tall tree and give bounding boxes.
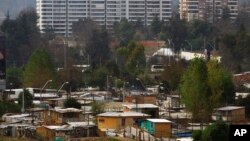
[164,17,188,52]
[23,48,56,88]
[150,16,162,35]
[161,59,186,91]
[180,58,210,122]
[207,60,235,108]
[6,66,23,88]
[17,89,33,109]
[180,58,235,122]
[116,41,146,77]
[219,25,250,73]
[72,18,110,68]
[114,18,135,46]
[0,8,41,66]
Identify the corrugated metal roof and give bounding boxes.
[97,112,150,117]
[67,121,95,127]
[123,104,158,109]
[147,119,171,123]
[53,108,82,113]
[216,106,244,111]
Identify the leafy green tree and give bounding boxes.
[164,17,188,52]
[192,130,202,141]
[150,16,162,35]
[116,41,146,77]
[88,67,108,90]
[6,66,23,88]
[72,18,110,68]
[219,25,250,73]
[64,97,81,109]
[57,67,82,92]
[161,59,186,91]
[23,48,56,88]
[114,18,135,46]
[86,28,110,68]
[0,101,21,116]
[0,8,41,66]
[180,58,235,122]
[201,121,229,141]
[17,89,33,109]
[180,58,210,122]
[207,60,235,108]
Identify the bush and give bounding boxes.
[192,130,202,141]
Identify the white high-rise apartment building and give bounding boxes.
[179,0,238,22]
[37,0,172,36]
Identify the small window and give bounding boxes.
[122,118,125,126]
[99,119,105,122]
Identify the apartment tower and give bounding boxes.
[36,0,172,36]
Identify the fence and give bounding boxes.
[125,126,176,141]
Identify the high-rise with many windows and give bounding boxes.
[179,0,238,22]
[36,0,172,36]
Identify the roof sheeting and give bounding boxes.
[123,104,158,109]
[97,112,150,117]
[147,119,171,123]
[216,106,244,111]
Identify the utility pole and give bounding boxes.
[21,88,25,113]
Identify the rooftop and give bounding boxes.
[53,108,82,113]
[123,104,158,109]
[44,125,70,130]
[147,119,171,123]
[67,121,95,127]
[97,112,150,117]
[216,106,245,111]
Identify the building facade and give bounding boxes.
[37,0,172,36]
[179,0,238,22]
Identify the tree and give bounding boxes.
[86,28,110,68]
[23,48,56,88]
[0,8,41,66]
[116,41,146,77]
[161,59,186,91]
[201,121,229,141]
[207,60,235,108]
[72,18,110,68]
[164,17,188,52]
[64,97,81,109]
[114,18,135,46]
[57,67,82,92]
[88,67,108,90]
[180,58,235,122]
[17,89,33,109]
[150,16,162,35]
[180,58,210,122]
[192,130,202,141]
[219,25,250,73]
[6,66,23,88]
[0,101,21,116]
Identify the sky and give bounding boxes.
[0,0,35,19]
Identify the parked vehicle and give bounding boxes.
[151,65,164,72]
